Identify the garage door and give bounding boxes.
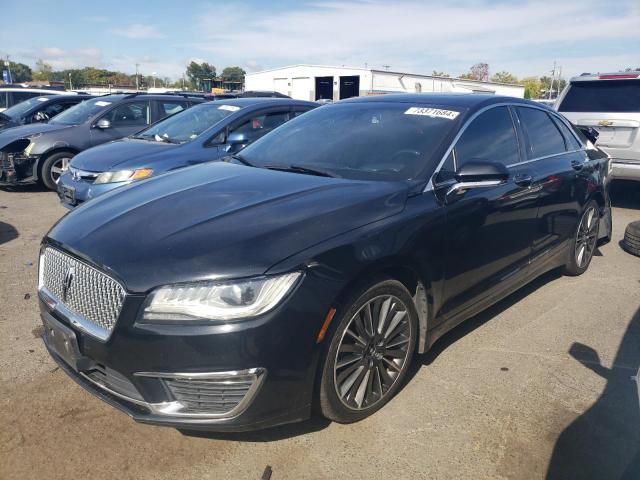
[291,77,311,101]
[273,78,289,96]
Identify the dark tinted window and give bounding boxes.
[454,106,519,167]
[0,92,7,110]
[11,91,40,105]
[231,110,290,142]
[558,80,640,112]
[551,116,583,150]
[517,107,566,159]
[158,101,186,118]
[105,101,149,126]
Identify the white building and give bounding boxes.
[245,64,525,101]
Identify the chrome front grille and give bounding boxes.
[160,370,264,416]
[39,247,125,338]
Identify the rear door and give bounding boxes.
[557,78,640,162]
[514,106,588,269]
[440,105,540,321]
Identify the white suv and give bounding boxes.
[556,72,640,181]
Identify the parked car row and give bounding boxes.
[31,89,614,432]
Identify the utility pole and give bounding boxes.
[5,55,12,83]
[68,72,72,90]
[135,63,140,91]
[548,61,556,100]
[382,65,390,71]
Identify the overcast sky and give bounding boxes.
[1,0,638,80]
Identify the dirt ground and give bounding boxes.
[1,181,639,480]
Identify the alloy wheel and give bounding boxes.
[333,294,413,411]
[575,206,599,268]
[50,157,71,184]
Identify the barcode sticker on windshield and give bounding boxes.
[37,97,49,102]
[404,107,459,120]
[95,101,112,107]
[219,105,240,112]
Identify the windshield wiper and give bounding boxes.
[154,134,179,144]
[265,164,336,178]
[227,154,254,167]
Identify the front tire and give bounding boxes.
[319,279,418,423]
[40,152,74,190]
[564,200,600,276]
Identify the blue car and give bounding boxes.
[57,97,317,208]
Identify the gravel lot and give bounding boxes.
[1,182,639,480]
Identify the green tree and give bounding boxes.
[431,70,450,78]
[460,63,489,82]
[490,71,518,84]
[221,66,246,83]
[520,77,541,99]
[33,59,53,81]
[5,62,32,82]
[539,75,566,97]
[186,61,216,90]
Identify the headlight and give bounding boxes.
[24,142,35,156]
[142,272,301,322]
[93,168,153,184]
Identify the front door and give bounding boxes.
[90,100,150,146]
[438,106,540,321]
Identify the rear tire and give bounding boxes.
[318,278,418,423]
[622,221,640,257]
[564,200,600,276]
[39,152,74,190]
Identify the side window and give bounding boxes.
[43,103,66,118]
[516,107,567,159]
[105,101,149,127]
[291,108,311,118]
[551,116,583,151]
[454,107,519,167]
[230,110,290,142]
[11,91,39,106]
[158,101,186,119]
[0,92,8,110]
[434,151,456,183]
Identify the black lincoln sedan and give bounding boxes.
[38,94,612,431]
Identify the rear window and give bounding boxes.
[558,79,640,112]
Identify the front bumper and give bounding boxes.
[57,170,130,208]
[0,153,37,185]
[39,266,337,431]
[611,160,640,181]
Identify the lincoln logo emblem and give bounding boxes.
[62,266,75,302]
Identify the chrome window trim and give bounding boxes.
[425,102,587,192]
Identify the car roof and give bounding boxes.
[569,72,640,82]
[34,94,92,102]
[0,87,70,94]
[199,97,317,108]
[341,93,537,112]
[96,93,205,101]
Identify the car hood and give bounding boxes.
[46,162,409,292]
[0,122,73,148]
[71,138,182,171]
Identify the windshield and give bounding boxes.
[50,97,115,125]
[240,102,462,181]
[133,103,239,143]
[2,96,51,119]
[558,80,640,112]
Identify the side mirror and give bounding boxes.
[578,126,599,144]
[95,118,111,129]
[447,161,509,198]
[225,131,250,152]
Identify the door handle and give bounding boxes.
[513,173,533,187]
[571,160,584,171]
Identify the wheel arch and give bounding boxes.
[330,258,432,354]
[35,147,80,181]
